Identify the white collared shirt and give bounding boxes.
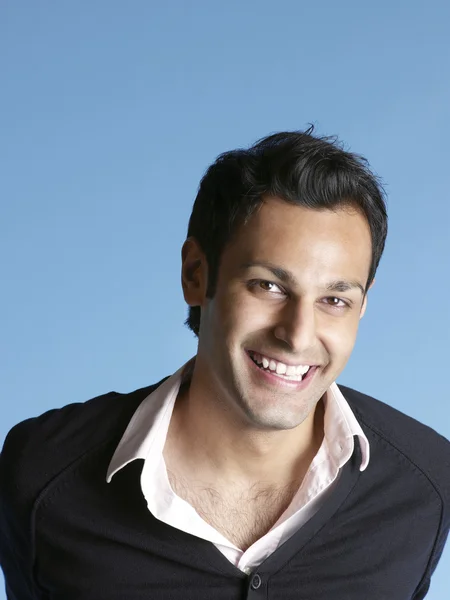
[107,360,370,573]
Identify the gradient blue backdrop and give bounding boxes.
[1,1,449,597]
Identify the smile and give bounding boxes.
[247,350,314,382]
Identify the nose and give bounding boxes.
[273,298,317,353]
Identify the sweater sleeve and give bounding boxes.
[0,388,146,599]
[0,422,43,599]
[413,528,450,599]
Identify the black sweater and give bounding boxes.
[1,381,449,599]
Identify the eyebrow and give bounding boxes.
[240,261,366,296]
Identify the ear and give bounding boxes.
[181,238,208,307]
[359,278,375,320]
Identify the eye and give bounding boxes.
[249,279,285,295]
[322,297,350,308]
[259,280,281,292]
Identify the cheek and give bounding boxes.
[214,292,274,352]
[233,297,279,334]
[221,305,261,342]
[204,293,246,346]
[321,316,360,361]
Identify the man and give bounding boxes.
[1,129,449,599]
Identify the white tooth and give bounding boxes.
[286,373,302,380]
[262,357,269,369]
[276,362,287,375]
[286,365,296,376]
[255,353,261,364]
[269,360,277,371]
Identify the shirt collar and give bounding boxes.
[106,361,189,482]
[324,382,370,471]
[106,359,370,482]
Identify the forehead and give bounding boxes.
[222,197,372,284]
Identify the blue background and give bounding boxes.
[1,1,449,597]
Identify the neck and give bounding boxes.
[165,362,325,489]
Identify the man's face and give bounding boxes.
[188,197,372,431]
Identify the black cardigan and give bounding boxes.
[1,381,449,599]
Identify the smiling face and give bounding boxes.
[182,197,373,431]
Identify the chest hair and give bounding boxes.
[167,470,300,551]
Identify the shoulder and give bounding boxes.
[339,384,450,499]
[0,380,165,512]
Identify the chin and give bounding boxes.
[245,406,311,431]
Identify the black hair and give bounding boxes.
[185,127,387,336]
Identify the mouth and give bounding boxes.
[246,350,318,387]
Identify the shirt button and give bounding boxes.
[251,573,262,590]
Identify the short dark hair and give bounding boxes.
[185,127,388,336]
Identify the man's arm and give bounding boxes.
[0,423,43,599]
[412,526,450,600]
